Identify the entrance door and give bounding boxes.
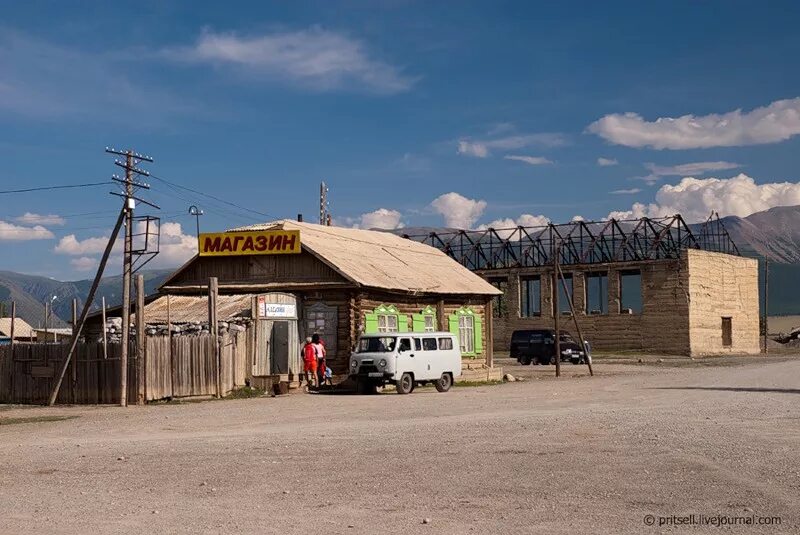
[271,321,289,375]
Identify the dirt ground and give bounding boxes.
[1,357,799,534]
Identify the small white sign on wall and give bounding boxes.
[257,296,297,319]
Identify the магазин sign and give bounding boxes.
[198,230,301,256]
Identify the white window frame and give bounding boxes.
[458,315,475,354]
[378,314,399,333]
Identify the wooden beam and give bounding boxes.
[167,294,174,396]
[9,301,15,401]
[557,263,593,376]
[436,299,446,331]
[48,207,125,406]
[71,298,78,403]
[101,296,108,359]
[209,277,221,398]
[136,274,146,405]
[485,298,494,368]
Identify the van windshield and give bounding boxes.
[357,337,396,353]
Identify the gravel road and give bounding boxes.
[1,359,799,534]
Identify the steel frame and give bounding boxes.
[402,213,740,270]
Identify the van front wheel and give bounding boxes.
[396,373,414,395]
[435,373,453,393]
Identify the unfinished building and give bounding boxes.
[403,215,760,356]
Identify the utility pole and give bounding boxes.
[553,242,561,378]
[319,181,329,225]
[105,147,154,407]
[764,257,769,355]
[48,147,156,407]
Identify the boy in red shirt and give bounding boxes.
[302,337,317,389]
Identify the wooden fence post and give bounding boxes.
[9,301,15,401]
[136,275,146,405]
[71,299,78,403]
[485,298,494,369]
[101,296,108,359]
[167,294,174,397]
[209,277,221,398]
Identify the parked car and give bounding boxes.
[349,332,462,394]
[510,329,588,365]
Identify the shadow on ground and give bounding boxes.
[651,386,800,395]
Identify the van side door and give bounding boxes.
[396,337,414,376]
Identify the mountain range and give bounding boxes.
[0,269,173,328]
[1,205,799,326]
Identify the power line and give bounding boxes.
[149,174,272,220]
[0,182,110,194]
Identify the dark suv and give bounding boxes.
[510,329,588,365]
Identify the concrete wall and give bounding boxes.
[686,249,760,355]
[481,258,692,355]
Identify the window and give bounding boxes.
[412,306,437,333]
[414,338,422,351]
[557,273,573,314]
[519,276,541,317]
[722,317,732,347]
[357,337,396,353]
[422,338,437,351]
[585,272,608,314]
[459,315,475,353]
[398,338,412,352]
[620,270,642,314]
[378,314,399,332]
[488,277,508,318]
[365,305,407,334]
[438,337,454,350]
[449,307,483,356]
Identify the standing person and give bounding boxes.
[302,336,317,389]
[312,334,326,387]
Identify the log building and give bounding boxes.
[137,220,501,383]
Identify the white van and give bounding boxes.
[349,332,462,394]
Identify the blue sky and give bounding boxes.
[2,0,800,279]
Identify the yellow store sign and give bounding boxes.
[198,230,301,256]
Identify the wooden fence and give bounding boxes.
[0,331,250,405]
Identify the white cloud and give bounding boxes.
[14,212,65,226]
[457,133,567,158]
[0,220,54,241]
[504,155,553,166]
[638,161,741,184]
[571,215,585,222]
[354,208,404,230]
[610,188,642,195]
[55,234,113,255]
[150,221,197,268]
[55,221,196,270]
[70,256,98,272]
[163,28,415,94]
[430,192,487,229]
[457,141,489,158]
[588,97,800,149]
[608,174,800,222]
[477,214,551,238]
[597,157,618,166]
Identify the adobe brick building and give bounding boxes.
[405,216,760,357]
